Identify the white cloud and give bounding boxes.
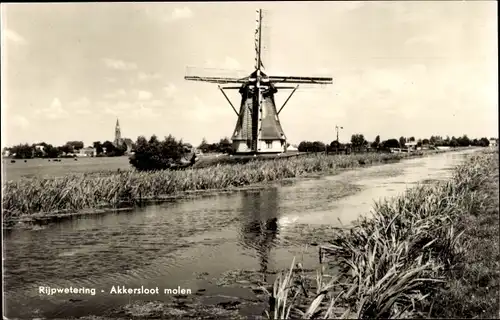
[102,101,133,116]
[133,104,159,118]
[163,84,178,98]
[11,115,30,129]
[104,89,127,99]
[138,72,162,81]
[171,7,193,20]
[203,57,243,71]
[137,90,153,101]
[4,29,27,45]
[35,98,68,120]
[102,58,137,71]
[150,100,165,108]
[69,97,91,114]
[146,6,193,22]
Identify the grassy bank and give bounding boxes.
[262,149,498,319]
[3,150,446,223]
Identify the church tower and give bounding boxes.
[114,118,122,147]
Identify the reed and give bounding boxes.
[2,151,440,219]
[263,149,497,319]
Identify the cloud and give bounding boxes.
[138,72,162,81]
[150,100,165,108]
[137,90,153,101]
[104,89,127,99]
[133,105,159,118]
[4,29,27,45]
[102,58,137,71]
[102,101,133,116]
[11,115,30,129]
[69,97,91,114]
[163,84,178,98]
[171,7,193,20]
[145,6,193,22]
[204,57,242,71]
[35,98,68,120]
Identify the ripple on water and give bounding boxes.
[3,151,475,319]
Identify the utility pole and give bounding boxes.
[335,125,343,154]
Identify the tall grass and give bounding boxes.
[263,149,497,319]
[2,151,438,219]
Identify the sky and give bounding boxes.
[1,1,498,148]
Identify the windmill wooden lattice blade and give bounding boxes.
[268,76,333,84]
[184,75,249,84]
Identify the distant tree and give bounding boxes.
[450,136,459,148]
[443,136,451,146]
[102,140,116,155]
[408,136,415,142]
[479,137,490,147]
[399,136,406,148]
[217,137,233,154]
[11,143,34,159]
[381,139,399,149]
[129,134,190,171]
[298,141,308,152]
[298,141,325,153]
[422,139,430,145]
[371,135,381,149]
[312,141,326,152]
[93,141,104,155]
[351,134,366,151]
[329,140,341,151]
[417,139,423,148]
[66,141,84,151]
[44,144,61,158]
[58,144,74,155]
[110,143,127,157]
[457,134,470,147]
[198,138,210,153]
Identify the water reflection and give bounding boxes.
[238,188,280,279]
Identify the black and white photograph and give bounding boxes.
[1,1,498,319]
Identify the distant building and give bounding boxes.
[78,147,96,157]
[113,119,134,154]
[287,144,299,152]
[490,139,497,147]
[406,141,418,151]
[114,118,122,147]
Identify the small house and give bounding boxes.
[78,147,96,157]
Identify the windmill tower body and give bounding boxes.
[185,9,332,155]
[232,71,286,153]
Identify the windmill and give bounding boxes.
[185,9,333,155]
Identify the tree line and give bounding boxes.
[297,134,492,153]
[3,140,132,159]
[4,134,494,169]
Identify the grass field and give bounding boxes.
[2,156,131,182]
[2,150,446,223]
[263,148,499,319]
